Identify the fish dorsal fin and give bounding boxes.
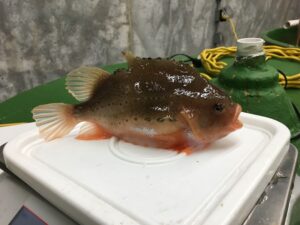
[66,67,110,102]
[122,51,136,67]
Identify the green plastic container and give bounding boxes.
[261,26,298,47]
[211,38,300,137]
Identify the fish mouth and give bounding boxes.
[230,104,243,130]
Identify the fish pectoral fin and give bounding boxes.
[172,144,193,155]
[76,122,112,140]
[180,111,206,142]
[66,67,110,102]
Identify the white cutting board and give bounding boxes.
[3,113,290,225]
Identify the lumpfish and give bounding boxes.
[32,52,242,152]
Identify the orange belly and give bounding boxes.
[115,130,192,151]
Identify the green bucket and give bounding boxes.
[211,38,300,137]
[261,26,299,48]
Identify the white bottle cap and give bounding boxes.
[236,38,265,57]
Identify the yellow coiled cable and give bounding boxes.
[199,45,300,88]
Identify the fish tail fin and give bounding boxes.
[32,103,78,141]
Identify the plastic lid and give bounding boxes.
[237,38,265,57]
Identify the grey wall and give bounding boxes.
[0,0,299,102]
[131,0,216,57]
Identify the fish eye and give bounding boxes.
[214,103,224,112]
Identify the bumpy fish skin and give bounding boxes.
[32,54,242,151]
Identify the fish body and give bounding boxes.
[32,52,242,152]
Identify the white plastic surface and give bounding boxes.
[0,123,34,146]
[0,123,34,175]
[3,113,290,225]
